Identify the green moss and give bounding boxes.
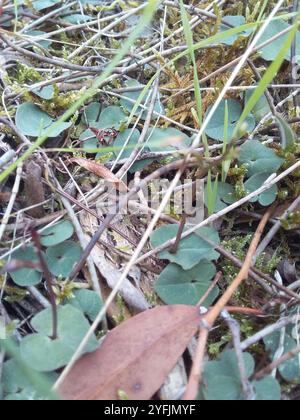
[281,211,300,230]
[112,294,127,325]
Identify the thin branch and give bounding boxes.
[221,309,256,400]
[254,345,300,380]
[183,206,273,400]
[30,228,58,340]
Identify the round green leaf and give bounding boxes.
[244,91,271,122]
[151,225,220,270]
[32,86,54,100]
[16,103,71,138]
[203,350,255,400]
[205,99,255,142]
[24,30,52,49]
[45,241,82,278]
[69,289,103,321]
[238,140,283,177]
[146,127,191,152]
[252,376,281,401]
[155,260,218,306]
[257,19,300,62]
[220,16,253,45]
[245,173,278,206]
[264,332,300,384]
[63,14,93,24]
[9,246,42,287]
[32,0,60,11]
[40,221,74,247]
[20,305,98,372]
[84,104,127,128]
[120,80,165,119]
[113,128,153,172]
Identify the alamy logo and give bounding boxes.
[0,316,6,339]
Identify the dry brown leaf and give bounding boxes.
[71,158,128,192]
[59,305,200,400]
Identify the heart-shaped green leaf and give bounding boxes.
[84,104,127,128]
[146,127,192,152]
[16,103,71,138]
[151,225,220,270]
[264,332,300,384]
[45,241,81,278]
[20,305,98,372]
[244,91,270,122]
[24,30,52,49]
[219,16,253,45]
[205,99,255,142]
[252,376,281,401]
[32,86,55,100]
[40,221,74,247]
[238,140,284,177]
[69,289,103,321]
[155,260,218,306]
[203,350,254,400]
[32,0,60,11]
[245,173,278,206]
[257,19,300,62]
[2,357,56,400]
[120,80,165,119]
[8,246,42,287]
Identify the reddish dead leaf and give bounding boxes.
[58,305,200,400]
[70,158,128,192]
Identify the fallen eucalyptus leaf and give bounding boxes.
[58,305,201,400]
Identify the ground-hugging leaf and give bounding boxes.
[32,86,54,100]
[113,128,153,172]
[256,19,300,62]
[204,99,255,142]
[40,220,74,247]
[244,91,270,122]
[8,246,42,287]
[202,349,279,401]
[15,103,71,138]
[20,305,98,372]
[69,289,103,321]
[252,376,281,401]
[2,357,56,400]
[120,80,165,119]
[155,260,218,306]
[58,305,201,400]
[63,14,93,24]
[24,30,52,49]
[84,104,127,128]
[45,241,82,278]
[219,16,253,45]
[32,0,61,11]
[264,332,300,384]
[203,350,254,400]
[238,140,284,177]
[245,173,278,206]
[146,127,192,152]
[204,182,236,211]
[151,225,220,270]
